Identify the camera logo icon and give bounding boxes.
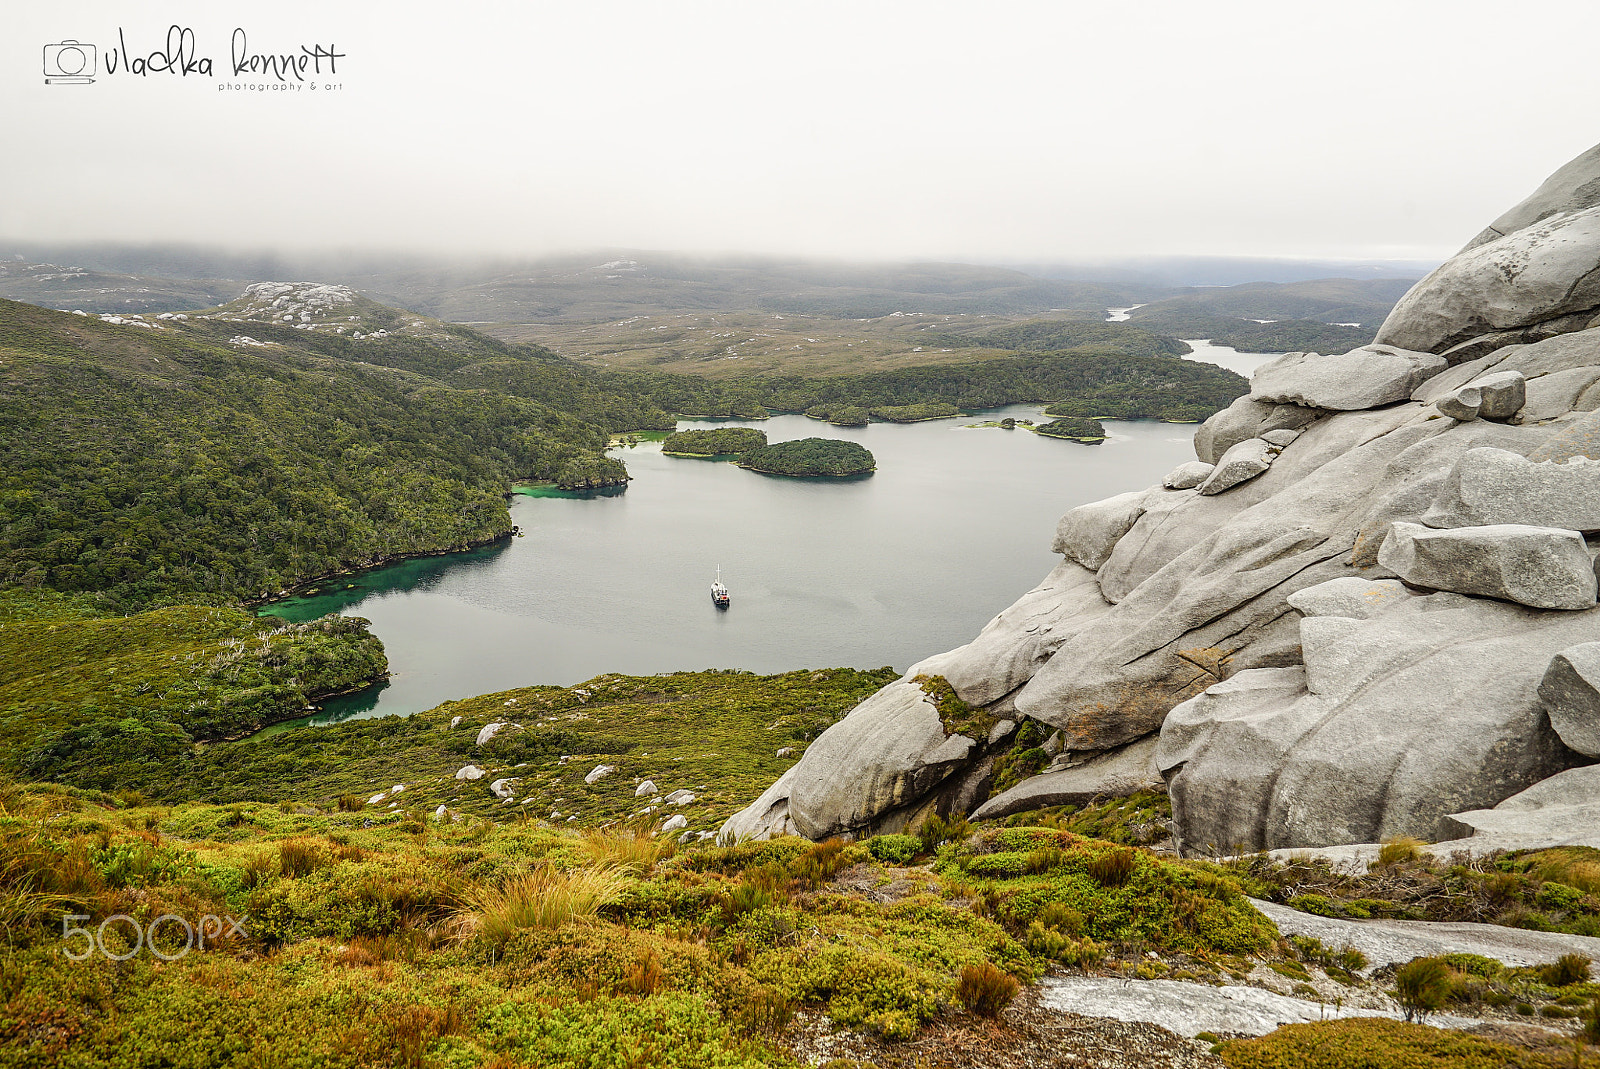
[44,40,96,84]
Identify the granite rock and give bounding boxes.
[1197,438,1277,495]
[1537,642,1600,757]
[1423,447,1600,533]
[1250,345,1447,411]
[1379,520,1597,610]
[971,735,1162,820]
[1163,460,1214,490]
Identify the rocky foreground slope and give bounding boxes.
[723,143,1600,857]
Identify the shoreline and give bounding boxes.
[246,527,514,610]
[210,672,394,743]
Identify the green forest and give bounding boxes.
[737,438,877,477]
[661,427,768,455]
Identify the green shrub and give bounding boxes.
[1538,952,1591,987]
[866,835,921,866]
[1393,957,1452,1022]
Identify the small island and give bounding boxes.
[737,437,876,477]
[1032,416,1107,442]
[661,427,767,456]
[804,403,870,426]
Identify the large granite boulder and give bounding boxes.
[779,680,977,840]
[1193,396,1323,466]
[1164,461,1214,490]
[1052,490,1157,570]
[1436,370,1526,422]
[1378,521,1597,610]
[1463,142,1600,251]
[1250,345,1448,411]
[1378,143,1600,356]
[1156,583,1594,852]
[1538,642,1600,757]
[1423,447,1600,533]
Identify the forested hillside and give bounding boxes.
[0,300,629,609]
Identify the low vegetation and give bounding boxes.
[0,589,386,792]
[737,438,876,477]
[0,774,1318,1068]
[1223,844,1600,937]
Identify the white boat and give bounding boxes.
[711,565,730,609]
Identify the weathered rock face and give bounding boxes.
[1196,438,1278,495]
[1378,521,1598,610]
[1423,448,1600,533]
[780,680,978,840]
[1250,345,1448,411]
[971,736,1162,820]
[1436,370,1526,422]
[1163,460,1214,490]
[1441,764,1600,852]
[721,142,1600,849]
[1378,145,1600,356]
[1157,584,1593,851]
[1053,490,1157,570]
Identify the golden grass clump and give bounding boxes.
[1376,836,1428,866]
[581,827,674,874]
[455,865,628,947]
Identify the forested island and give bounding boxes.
[737,438,876,477]
[661,427,768,455]
[1034,416,1108,442]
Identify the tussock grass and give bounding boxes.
[456,865,628,947]
[581,827,674,874]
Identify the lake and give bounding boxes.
[259,343,1274,730]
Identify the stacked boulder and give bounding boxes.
[721,143,1600,855]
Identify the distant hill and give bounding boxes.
[0,259,241,314]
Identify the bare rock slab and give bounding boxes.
[1443,765,1600,852]
[1250,345,1448,411]
[1379,520,1598,610]
[1538,642,1600,757]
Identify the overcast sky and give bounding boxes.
[6,0,1599,264]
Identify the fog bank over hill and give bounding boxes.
[0,241,1430,322]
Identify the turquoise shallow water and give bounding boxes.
[258,403,1228,730]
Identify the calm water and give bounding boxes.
[259,336,1280,731]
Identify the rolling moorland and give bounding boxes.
[9,255,1576,1069]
